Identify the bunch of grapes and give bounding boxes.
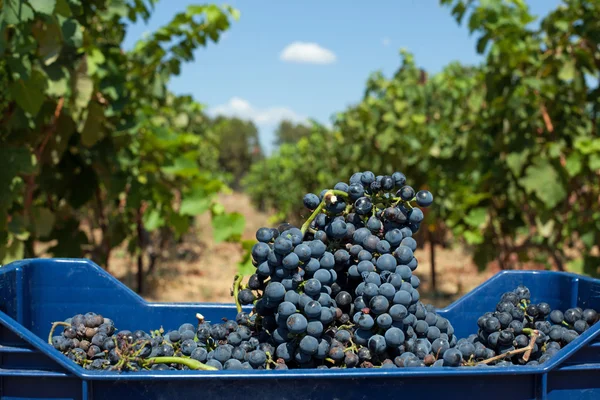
[465,286,599,367]
[236,171,462,368]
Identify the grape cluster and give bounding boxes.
[50,311,281,371]
[238,171,461,368]
[466,286,599,366]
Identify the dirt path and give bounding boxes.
[109,193,492,308]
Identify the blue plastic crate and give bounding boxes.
[0,258,599,400]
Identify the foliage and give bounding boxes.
[244,0,600,275]
[0,0,245,273]
[243,122,340,223]
[273,119,312,147]
[210,116,263,189]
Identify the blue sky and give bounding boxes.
[123,0,562,154]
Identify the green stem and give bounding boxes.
[48,321,71,345]
[300,190,349,235]
[233,274,243,313]
[146,357,217,371]
[522,328,533,335]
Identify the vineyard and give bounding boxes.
[1,0,599,302]
[3,0,600,390]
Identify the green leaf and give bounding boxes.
[558,60,576,82]
[0,236,24,265]
[7,55,31,79]
[10,71,47,115]
[168,213,190,238]
[4,0,35,24]
[86,48,105,76]
[589,154,600,171]
[519,158,567,208]
[81,101,104,147]
[28,0,56,15]
[236,239,255,276]
[55,0,72,16]
[31,207,56,238]
[580,231,596,249]
[143,209,165,232]
[463,230,484,245]
[506,150,529,176]
[464,207,487,228]
[73,72,94,110]
[565,152,582,176]
[61,18,83,47]
[212,212,245,243]
[180,189,213,216]
[160,156,198,177]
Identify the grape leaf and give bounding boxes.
[10,71,47,115]
[519,159,567,208]
[180,189,213,216]
[464,207,487,228]
[81,101,105,147]
[143,209,165,232]
[28,0,57,15]
[212,212,245,243]
[4,0,35,24]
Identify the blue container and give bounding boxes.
[0,258,599,400]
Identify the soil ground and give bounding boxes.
[109,193,498,308]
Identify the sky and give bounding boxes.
[123,0,563,154]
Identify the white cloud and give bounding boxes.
[280,41,336,65]
[207,97,306,127]
[382,37,391,47]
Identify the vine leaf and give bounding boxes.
[9,71,46,115]
[519,159,567,208]
[212,212,245,243]
[29,0,57,15]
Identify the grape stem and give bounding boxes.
[48,321,71,345]
[146,356,217,371]
[233,274,243,313]
[477,329,540,365]
[300,190,349,235]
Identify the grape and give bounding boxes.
[385,229,403,247]
[287,313,308,334]
[409,208,424,224]
[357,313,375,330]
[368,334,387,354]
[304,300,322,319]
[443,348,463,366]
[360,171,375,186]
[248,350,267,368]
[274,237,293,255]
[256,227,274,243]
[415,190,433,207]
[391,172,406,187]
[299,335,319,355]
[550,310,564,324]
[376,254,397,272]
[320,252,335,269]
[238,289,255,305]
[369,296,390,315]
[393,246,413,264]
[380,176,394,191]
[326,220,347,239]
[303,193,320,210]
[307,320,324,337]
[264,282,286,302]
[397,186,415,201]
[354,197,373,215]
[304,279,322,296]
[384,327,405,347]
